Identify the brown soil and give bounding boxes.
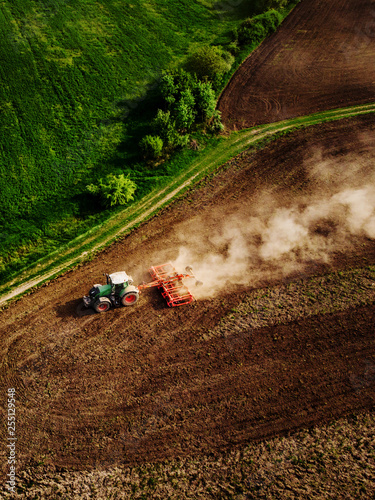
[218,0,375,129]
[1,114,375,480]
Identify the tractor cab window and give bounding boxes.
[114,283,124,294]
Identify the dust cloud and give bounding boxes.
[172,145,375,298]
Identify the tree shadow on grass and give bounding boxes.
[213,0,258,21]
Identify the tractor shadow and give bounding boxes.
[144,288,170,311]
[55,299,96,319]
[54,291,167,319]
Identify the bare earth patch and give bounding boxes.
[218,0,375,129]
[9,412,375,499]
[1,115,375,496]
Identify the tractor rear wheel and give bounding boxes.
[93,297,111,313]
[121,292,139,306]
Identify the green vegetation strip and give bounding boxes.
[1,102,375,305]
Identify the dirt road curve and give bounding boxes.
[0,114,374,473]
[218,0,375,129]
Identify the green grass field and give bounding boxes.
[0,0,260,283]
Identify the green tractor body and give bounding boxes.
[96,284,112,298]
[83,271,139,312]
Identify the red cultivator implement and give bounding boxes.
[83,263,201,313]
[138,263,200,307]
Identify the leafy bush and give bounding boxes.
[172,133,190,148]
[227,40,240,56]
[153,110,176,145]
[238,20,266,46]
[150,70,219,155]
[207,110,224,134]
[152,110,187,149]
[158,72,216,125]
[87,173,137,208]
[237,9,283,46]
[174,89,196,131]
[259,8,284,31]
[185,46,234,83]
[194,81,216,121]
[160,74,177,107]
[139,135,164,159]
[159,70,196,105]
[144,65,225,161]
[140,44,235,161]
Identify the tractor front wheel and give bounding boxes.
[121,292,139,306]
[94,297,112,313]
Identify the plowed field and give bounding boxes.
[1,114,375,475]
[218,0,375,129]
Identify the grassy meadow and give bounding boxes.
[0,0,262,283]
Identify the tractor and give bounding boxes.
[83,271,139,313]
[83,263,201,313]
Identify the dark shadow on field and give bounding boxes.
[213,0,259,20]
[143,288,172,311]
[71,192,104,216]
[55,298,96,319]
[115,87,164,162]
[97,83,169,200]
[54,289,168,319]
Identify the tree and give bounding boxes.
[152,109,189,149]
[185,46,234,83]
[237,18,266,46]
[159,74,177,106]
[174,89,196,131]
[194,81,216,121]
[159,70,197,108]
[207,110,224,134]
[87,173,137,208]
[259,9,283,32]
[139,135,164,159]
[153,110,174,143]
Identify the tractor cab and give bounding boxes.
[106,271,133,295]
